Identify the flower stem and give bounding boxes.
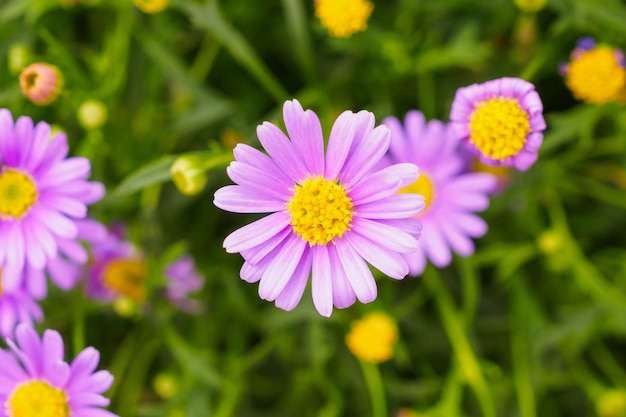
[510,275,537,417]
[359,360,387,417]
[423,267,495,417]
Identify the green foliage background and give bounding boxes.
[2,0,626,416]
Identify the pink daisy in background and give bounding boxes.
[0,323,117,417]
[449,77,545,171]
[214,99,424,317]
[164,255,205,313]
[84,225,147,305]
[0,276,42,339]
[383,110,497,275]
[0,109,105,297]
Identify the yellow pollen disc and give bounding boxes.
[0,269,3,295]
[287,176,353,246]
[7,380,70,417]
[566,47,626,104]
[103,258,147,302]
[345,312,398,364]
[469,97,530,161]
[0,168,38,219]
[315,0,373,38]
[399,173,434,216]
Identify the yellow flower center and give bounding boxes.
[103,258,147,302]
[287,176,353,246]
[399,173,433,215]
[566,46,626,104]
[6,380,70,417]
[0,168,38,219]
[315,0,373,38]
[345,312,398,363]
[0,269,3,295]
[469,97,530,161]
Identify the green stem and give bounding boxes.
[189,34,221,82]
[359,360,387,417]
[423,267,495,417]
[590,342,626,387]
[457,257,479,326]
[281,0,316,84]
[71,295,86,356]
[546,191,626,311]
[510,276,537,417]
[416,71,436,120]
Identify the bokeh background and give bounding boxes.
[2,0,626,416]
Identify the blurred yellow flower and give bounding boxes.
[315,0,373,38]
[134,0,169,14]
[597,390,626,417]
[19,62,64,106]
[563,40,626,104]
[346,311,398,363]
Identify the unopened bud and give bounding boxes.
[19,62,64,106]
[78,99,108,129]
[171,155,209,196]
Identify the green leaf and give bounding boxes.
[113,155,177,197]
[175,0,288,103]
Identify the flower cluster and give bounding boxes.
[214,86,544,315]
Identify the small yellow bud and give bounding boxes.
[597,389,626,417]
[78,99,108,130]
[153,373,178,399]
[113,296,139,317]
[171,155,209,196]
[134,0,169,14]
[7,43,32,75]
[537,229,563,254]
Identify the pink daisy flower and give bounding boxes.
[214,99,423,317]
[383,110,497,275]
[0,281,42,339]
[0,324,117,417]
[84,226,147,304]
[164,255,204,313]
[449,77,546,171]
[0,110,105,297]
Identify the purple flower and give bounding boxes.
[214,99,423,317]
[449,77,546,171]
[0,323,117,417]
[0,110,105,297]
[164,255,204,313]
[0,283,42,339]
[85,226,147,304]
[383,111,497,275]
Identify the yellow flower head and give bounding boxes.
[597,389,626,417]
[346,311,398,363]
[315,0,374,38]
[134,0,169,14]
[562,38,626,104]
